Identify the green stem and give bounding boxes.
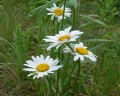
[72,7,76,30]
[56,67,60,95]
[66,43,82,94]
[66,43,75,53]
[56,18,60,96]
[57,22,59,34]
[67,61,77,94]
[74,59,81,93]
[56,0,67,95]
[61,0,66,29]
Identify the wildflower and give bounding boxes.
[23,55,62,79]
[43,27,83,51]
[64,42,97,61]
[46,3,71,22]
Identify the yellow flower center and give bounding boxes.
[36,63,49,72]
[54,8,63,16]
[76,47,89,55]
[58,35,71,41]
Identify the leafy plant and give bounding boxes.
[93,0,119,24]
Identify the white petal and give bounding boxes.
[37,73,45,78]
[65,8,71,12]
[59,31,66,35]
[27,73,34,77]
[31,56,37,63]
[51,15,55,20]
[69,38,77,42]
[47,43,59,51]
[53,3,57,8]
[33,75,37,79]
[47,13,54,15]
[65,8,71,11]
[40,55,44,61]
[46,36,58,40]
[56,44,62,49]
[89,56,96,62]
[61,5,64,9]
[70,43,76,51]
[44,72,48,76]
[46,8,54,12]
[70,30,83,37]
[49,59,59,66]
[23,68,36,72]
[64,47,71,53]
[49,65,62,72]
[43,39,58,43]
[26,60,36,66]
[64,26,71,33]
[79,55,84,61]
[64,13,71,17]
[58,16,62,22]
[51,59,59,66]
[74,55,80,61]
[45,56,50,62]
[55,34,61,38]
[24,64,36,68]
[78,42,84,47]
[86,52,97,62]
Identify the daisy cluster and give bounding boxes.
[23,3,97,79]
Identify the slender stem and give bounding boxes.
[61,0,66,29]
[56,0,67,95]
[77,59,81,81]
[56,67,60,95]
[56,18,60,96]
[37,79,42,96]
[66,43,82,93]
[53,21,56,35]
[74,59,81,93]
[57,22,59,34]
[67,61,77,94]
[72,7,76,30]
[66,43,75,53]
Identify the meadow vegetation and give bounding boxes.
[0,0,120,96]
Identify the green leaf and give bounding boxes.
[81,14,107,26]
[83,39,111,42]
[66,0,78,9]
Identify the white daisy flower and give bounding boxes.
[23,55,62,79]
[43,27,83,51]
[46,3,71,22]
[64,42,97,62]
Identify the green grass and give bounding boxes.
[0,0,120,96]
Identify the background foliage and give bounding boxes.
[0,0,120,96]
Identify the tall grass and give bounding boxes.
[0,0,120,96]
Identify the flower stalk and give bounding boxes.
[61,0,66,29]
